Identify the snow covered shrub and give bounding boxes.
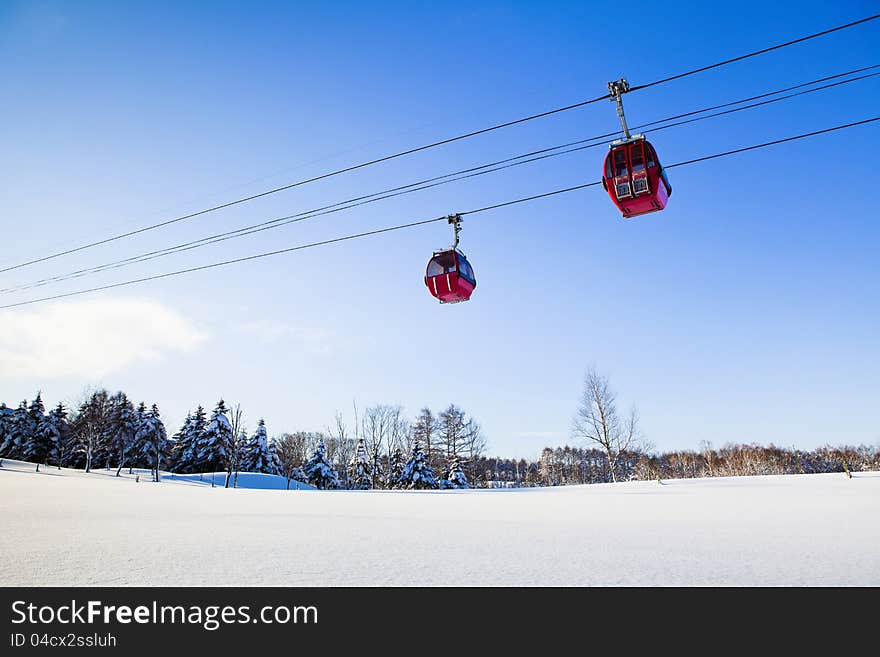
[440,458,468,489]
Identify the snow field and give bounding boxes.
[1,459,878,586]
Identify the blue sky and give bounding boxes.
[1,0,878,457]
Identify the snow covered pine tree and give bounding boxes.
[0,403,13,462]
[399,443,438,489]
[2,401,32,461]
[386,447,405,489]
[135,404,168,482]
[267,437,283,478]
[348,438,373,489]
[440,457,469,489]
[303,439,339,489]
[43,403,69,469]
[172,405,207,474]
[240,419,278,474]
[108,393,137,477]
[23,394,50,469]
[200,400,233,484]
[170,411,193,473]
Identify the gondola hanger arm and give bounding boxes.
[447,213,462,249]
[607,78,632,140]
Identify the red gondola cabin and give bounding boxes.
[602,136,672,218]
[425,249,476,304]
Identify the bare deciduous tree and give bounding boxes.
[412,407,437,471]
[388,407,410,458]
[71,389,111,474]
[361,404,406,488]
[226,403,246,488]
[437,404,485,483]
[274,431,315,489]
[326,411,355,488]
[572,368,641,483]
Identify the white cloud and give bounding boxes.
[0,297,209,379]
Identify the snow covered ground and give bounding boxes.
[1,458,878,586]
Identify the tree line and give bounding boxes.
[505,366,880,487]
[0,391,485,490]
[1,384,876,490]
[0,391,167,482]
[476,443,879,487]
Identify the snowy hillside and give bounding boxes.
[1,459,878,586]
[163,470,313,490]
[0,459,312,490]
